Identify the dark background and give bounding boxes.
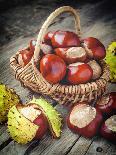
[0,0,115,47]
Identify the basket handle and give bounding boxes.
[33,6,81,62]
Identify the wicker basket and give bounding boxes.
[10,6,110,105]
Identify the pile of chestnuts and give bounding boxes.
[18,30,106,85]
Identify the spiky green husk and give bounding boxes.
[30,97,62,138]
[105,42,116,82]
[0,84,20,123]
[8,105,38,144]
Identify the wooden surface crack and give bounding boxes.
[24,140,40,155]
[65,136,81,155]
[0,138,12,152]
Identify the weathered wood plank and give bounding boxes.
[0,125,7,136]
[0,131,10,146]
[106,143,116,155]
[85,137,115,155]
[0,140,28,155]
[67,137,94,155]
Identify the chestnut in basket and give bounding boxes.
[100,115,116,142]
[82,37,106,60]
[51,30,81,48]
[18,49,33,67]
[30,39,52,55]
[40,43,53,55]
[67,103,103,138]
[55,47,87,64]
[44,31,54,45]
[40,54,66,84]
[30,39,37,53]
[96,92,116,116]
[88,60,102,80]
[67,62,93,84]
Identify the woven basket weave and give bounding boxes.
[10,6,110,105]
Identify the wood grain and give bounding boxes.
[85,137,116,155]
[67,137,93,155]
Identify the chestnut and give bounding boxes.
[30,39,36,53]
[18,49,33,67]
[67,62,93,84]
[40,43,53,55]
[44,31,54,45]
[96,92,116,116]
[40,54,67,84]
[30,39,52,54]
[51,30,81,48]
[82,37,106,60]
[17,103,48,139]
[55,47,87,64]
[67,103,103,138]
[100,115,116,142]
[88,60,102,80]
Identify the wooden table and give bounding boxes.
[0,0,116,154]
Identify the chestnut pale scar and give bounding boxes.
[70,104,96,128]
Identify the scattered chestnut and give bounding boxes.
[100,115,116,142]
[96,92,116,116]
[88,60,102,80]
[55,47,87,64]
[18,49,33,67]
[17,103,48,139]
[67,103,103,138]
[44,31,54,45]
[51,30,81,48]
[67,62,93,84]
[40,54,66,84]
[82,37,106,60]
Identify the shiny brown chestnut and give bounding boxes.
[55,47,87,64]
[44,31,54,45]
[51,30,81,48]
[18,49,33,67]
[100,115,116,142]
[17,103,48,139]
[67,62,93,84]
[40,54,67,84]
[67,103,103,138]
[82,37,106,60]
[96,92,116,115]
